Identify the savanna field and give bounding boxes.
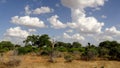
[0,51,120,68]
[1,0,120,68]
[0,34,120,68]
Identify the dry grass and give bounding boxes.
[0,51,120,68]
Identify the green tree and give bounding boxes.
[98,40,111,58]
[38,34,51,48]
[55,42,68,52]
[72,42,82,48]
[98,40,120,60]
[23,35,39,46]
[23,34,51,48]
[0,41,14,51]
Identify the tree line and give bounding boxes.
[0,34,120,62]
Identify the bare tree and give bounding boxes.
[49,38,56,63]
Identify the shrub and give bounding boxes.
[32,47,39,53]
[40,47,52,56]
[0,48,9,53]
[64,55,73,62]
[101,66,104,68]
[17,46,33,55]
[17,45,40,55]
[5,59,21,67]
[0,41,14,50]
[81,48,98,61]
[17,47,29,55]
[56,46,67,52]
[68,48,79,53]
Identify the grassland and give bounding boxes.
[0,51,120,68]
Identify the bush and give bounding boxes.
[40,51,50,56]
[56,47,67,52]
[5,59,21,67]
[0,41,14,50]
[64,55,73,62]
[17,46,33,55]
[40,47,52,56]
[101,66,104,68]
[0,48,9,53]
[32,47,39,53]
[68,48,79,53]
[0,41,14,53]
[81,48,98,61]
[17,45,40,55]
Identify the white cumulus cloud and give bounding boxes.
[4,27,29,39]
[105,26,120,36]
[24,5,53,15]
[11,16,46,28]
[28,29,36,32]
[63,33,85,41]
[66,29,73,33]
[61,0,106,34]
[25,5,31,15]
[101,15,107,19]
[3,27,38,45]
[67,9,104,34]
[61,0,105,9]
[33,6,53,14]
[92,26,120,44]
[48,15,67,29]
[61,0,108,44]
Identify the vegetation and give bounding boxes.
[17,45,39,55]
[64,54,73,62]
[5,59,21,67]
[0,41,14,53]
[0,34,120,62]
[99,41,120,60]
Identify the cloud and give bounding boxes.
[24,5,53,15]
[61,0,106,34]
[33,6,53,14]
[11,16,46,28]
[4,27,29,39]
[67,9,104,34]
[63,33,85,41]
[92,26,120,44]
[66,29,73,33]
[28,29,36,32]
[61,0,105,9]
[3,27,38,45]
[93,33,113,42]
[2,36,25,45]
[60,0,110,44]
[105,26,120,36]
[98,35,113,41]
[92,7,101,11]
[25,5,31,15]
[48,15,67,29]
[101,15,107,19]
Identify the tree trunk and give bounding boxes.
[49,40,56,63]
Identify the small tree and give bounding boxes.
[81,43,98,61]
[49,38,56,63]
[64,54,73,62]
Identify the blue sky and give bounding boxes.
[0,0,120,45]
